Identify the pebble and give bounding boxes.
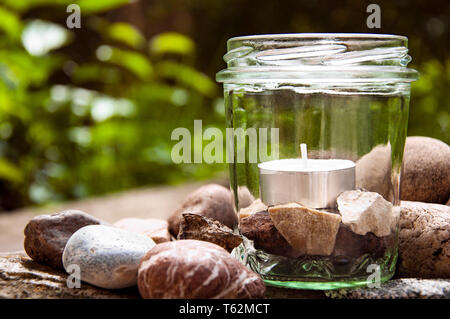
[24,210,104,268]
[62,225,155,289]
[401,136,450,204]
[398,201,450,278]
[138,240,265,299]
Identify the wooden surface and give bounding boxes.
[0,252,325,299]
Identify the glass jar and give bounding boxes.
[216,34,418,290]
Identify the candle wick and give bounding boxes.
[300,143,308,167]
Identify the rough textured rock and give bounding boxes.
[401,136,450,204]
[24,210,104,268]
[337,190,395,237]
[325,279,450,299]
[137,240,266,299]
[332,224,389,259]
[239,198,267,219]
[240,211,302,258]
[167,184,237,237]
[356,144,393,202]
[0,253,139,299]
[237,186,255,209]
[178,213,242,252]
[63,225,155,289]
[398,201,450,278]
[268,203,341,256]
[114,218,170,243]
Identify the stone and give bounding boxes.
[401,136,450,204]
[237,186,255,209]
[332,224,389,259]
[239,198,267,219]
[168,184,238,237]
[268,203,341,256]
[137,240,266,299]
[325,278,450,299]
[0,252,139,299]
[178,213,242,252]
[356,144,393,202]
[114,218,170,244]
[398,201,450,278]
[337,190,395,237]
[24,209,104,269]
[62,225,155,289]
[240,211,302,258]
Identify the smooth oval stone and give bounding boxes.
[63,225,155,289]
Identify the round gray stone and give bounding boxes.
[63,225,155,289]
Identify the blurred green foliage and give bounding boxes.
[0,0,448,210]
[0,0,225,210]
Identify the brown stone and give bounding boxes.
[167,184,237,237]
[240,211,302,258]
[237,186,255,209]
[268,203,341,256]
[239,198,267,219]
[356,144,393,202]
[332,224,389,259]
[114,218,170,243]
[24,210,104,269]
[398,201,450,278]
[178,213,242,252]
[401,137,450,204]
[137,240,266,299]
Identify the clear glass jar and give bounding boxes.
[216,34,418,290]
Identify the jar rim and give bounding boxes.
[228,33,408,44]
[217,33,418,83]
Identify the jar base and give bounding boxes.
[262,271,395,290]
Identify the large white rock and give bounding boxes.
[62,225,155,289]
[337,190,395,237]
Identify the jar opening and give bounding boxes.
[216,33,418,84]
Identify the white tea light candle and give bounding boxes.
[258,154,356,208]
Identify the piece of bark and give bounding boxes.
[168,184,237,237]
[178,213,242,252]
[240,211,303,258]
[268,203,341,256]
[337,190,395,237]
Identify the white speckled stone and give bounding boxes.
[62,225,155,289]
